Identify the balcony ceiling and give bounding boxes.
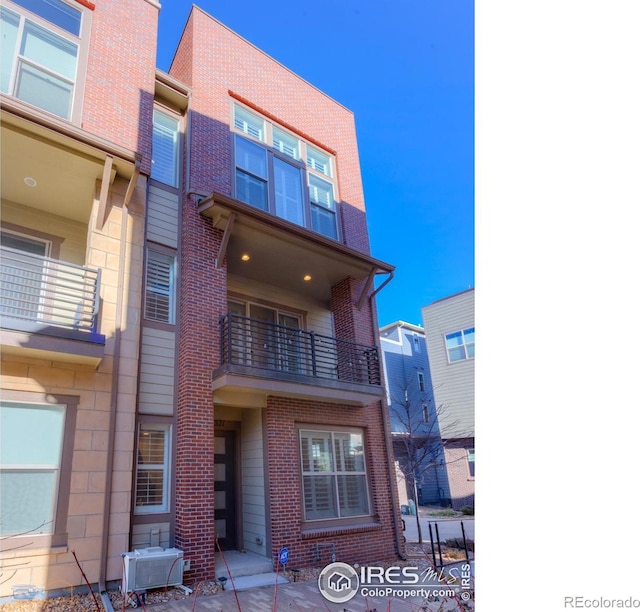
[199,192,394,304]
[1,99,137,223]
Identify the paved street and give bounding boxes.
[402,514,475,544]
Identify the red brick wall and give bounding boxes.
[174,200,227,579]
[170,7,371,254]
[266,396,400,568]
[169,7,392,580]
[82,0,157,175]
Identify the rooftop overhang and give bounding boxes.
[1,95,140,224]
[199,191,394,305]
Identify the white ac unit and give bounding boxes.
[122,547,184,591]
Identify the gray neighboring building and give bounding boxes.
[422,289,475,510]
[380,321,451,507]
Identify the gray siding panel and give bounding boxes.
[422,290,474,437]
[138,327,176,415]
[147,185,179,248]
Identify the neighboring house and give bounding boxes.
[0,0,400,598]
[421,289,475,510]
[380,322,451,507]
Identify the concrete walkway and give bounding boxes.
[144,577,470,611]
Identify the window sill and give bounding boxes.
[301,521,382,540]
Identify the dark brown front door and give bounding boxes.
[214,430,237,550]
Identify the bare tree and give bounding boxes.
[388,381,469,544]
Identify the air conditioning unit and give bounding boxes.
[122,547,184,592]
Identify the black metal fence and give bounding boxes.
[220,312,381,386]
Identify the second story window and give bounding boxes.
[1,0,87,121]
[445,327,475,363]
[151,108,180,187]
[232,103,339,241]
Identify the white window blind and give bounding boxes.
[234,106,265,141]
[274,158,304,226]
[306,146,331,177]
[145,251,174,324]
[300,429,369,521]
[152,109,180,187]
[273,127,299,159]
[135,425,170,512]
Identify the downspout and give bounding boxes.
[370,295,407,560]
[98,164,138,607]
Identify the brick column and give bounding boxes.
[174,198,226,581]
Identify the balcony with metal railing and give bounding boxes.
[0,246,105,364]
[212,312,383,406]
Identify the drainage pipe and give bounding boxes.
[370,296,407,561]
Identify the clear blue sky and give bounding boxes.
[156,1,474,328]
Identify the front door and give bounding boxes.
[214,430,237,550]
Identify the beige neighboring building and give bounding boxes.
[0,0,157,598]
[422,289,475,510]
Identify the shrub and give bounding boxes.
[460,505,474,515]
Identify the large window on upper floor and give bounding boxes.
[151,107,180,187]
[1,0,91,122]
[445,327,475,363]
[232,102,339,241]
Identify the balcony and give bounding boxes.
[211,313,384,407]
[0,247,105,365]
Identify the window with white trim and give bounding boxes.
[151,107,180,187]
[232,103,340,240]
[135,424,171,514]
[144,250,175,324]
[300,428,370,521]
[445,327,475,362]
[1,0,89,121]
[467,448,475,478]
[0,401,65,536]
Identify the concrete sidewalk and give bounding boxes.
[143,577,471,611]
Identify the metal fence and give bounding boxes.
[220,312,381,386]
[1,246,101,334]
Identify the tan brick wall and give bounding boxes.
[0,174,146,596]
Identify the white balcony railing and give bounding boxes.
[1,246,101,335]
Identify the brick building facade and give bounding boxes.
[0,1,400,598]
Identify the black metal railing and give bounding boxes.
[220,312,381,386]
[0,246,101,334]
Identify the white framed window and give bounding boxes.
[423,403,429,423]
[1,0,90,122]
[135,424,171,514]
[144,249,175,324]
[0,400,66,538]
[151,107,180,187]
[300,428,370,521]
[234,105,265,141]
[445,327,475,362]
[232,103,340,240]
[467,448,475,478]
[306,145,332,177]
